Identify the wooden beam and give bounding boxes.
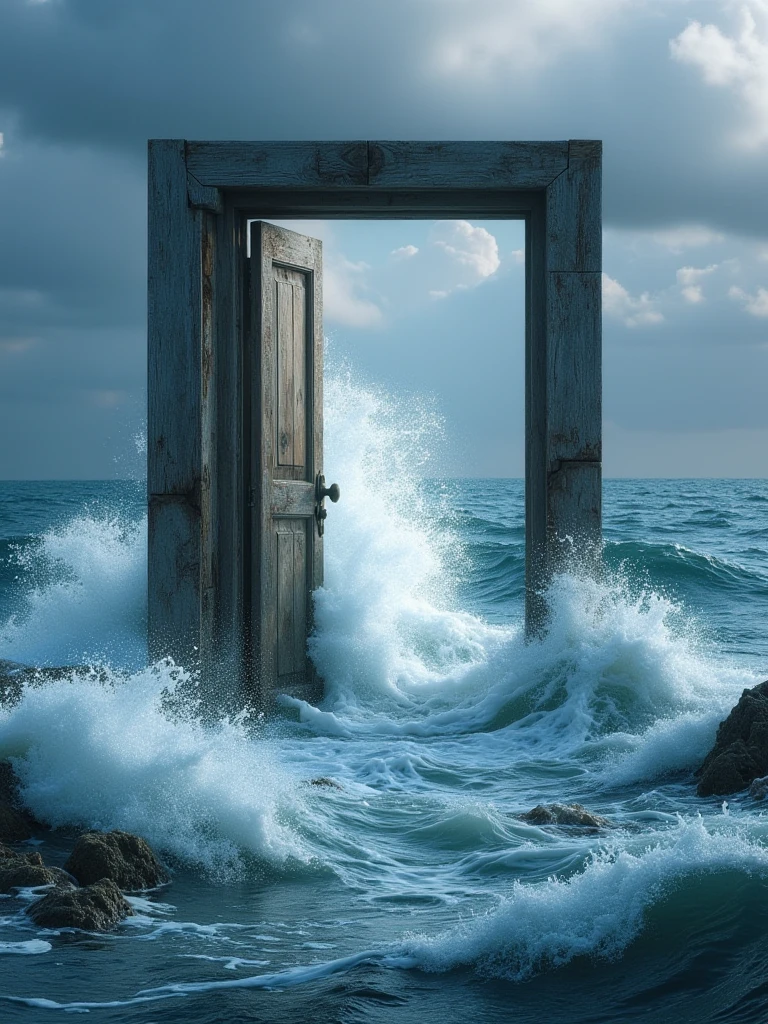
[223,188,533,218]
[147,139,203,663]
[367,141,569,190]
[542,141,602,577]
[185,141,368,188]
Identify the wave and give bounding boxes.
[10,818,768,1011]
[0,514,147,670]
[605,540,768,597]
[0,664,313,878]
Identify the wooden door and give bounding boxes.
[246,221,334,704]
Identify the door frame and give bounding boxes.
[147,140,602,702]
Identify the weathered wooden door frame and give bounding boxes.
[148,140,601,699]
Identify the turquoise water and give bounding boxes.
[0,379,767,1021]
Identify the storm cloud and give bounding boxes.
[0,0,766,476]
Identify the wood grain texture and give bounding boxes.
[187,174,222,213]
[207,205,245,700]
[546,460,602,569]
[248,221,323,703]
[546,140,602,273]
[270,480,315,517]
[147,140,202,664]
[525,193,549,632]
[148,140,202,496]
[367,141,569,190]
[147,496,201,661]
[546,271,602,465]
[186,141,368,188]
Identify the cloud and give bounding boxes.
[652,225,725,251]
[391,245,419,259]
[428,0,628,76]
[676,263,719,303]
[729,284,768,316]
[430,220,500,290]
[324,257,383,328]
[671,2,768,146]
[602,273,664,327]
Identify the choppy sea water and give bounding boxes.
[0,375,767,1021]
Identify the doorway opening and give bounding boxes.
[147,140,602,709]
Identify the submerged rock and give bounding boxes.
[64,830,169,890]
[308,777,342,789]
[27,879,131,932]
[697,680,768,796]
[519,803,612,828]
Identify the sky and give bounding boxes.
[0,0,767,478]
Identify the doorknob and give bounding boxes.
[319,480,340,503]
[315,475,340,536]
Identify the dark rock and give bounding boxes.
[308,777,342,789]
[519,803,612,828]
[0,801,33,842]
[697,681,768,796]
[0,762,48,839]
[750,776,768,800]
[0,861,74,893]
[27,879,131,931]
[0,843,43,864]
[64,830,169,890]
[0,760,21,805]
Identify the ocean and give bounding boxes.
[0,374,767,1022]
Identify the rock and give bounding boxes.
[64,830,169,890]
[0,762,47,840]
[27,879,131,932]
[0,843,43,864]
[308,777,342,789]
[697,680,768,796]
[750,776,768,800]
[0,861,74,893]
[519,803,612,828]
[0,801,34,843]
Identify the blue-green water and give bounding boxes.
[0,383,767,1021]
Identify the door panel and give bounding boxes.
[247,221,324,704]
[275,268,307,473]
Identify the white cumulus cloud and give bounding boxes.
[729,284,768,316]
[602,273,664,327]
[676,263,719,303]
[391,245,419,259]
[671,2,768,146]
[431,220,500,286]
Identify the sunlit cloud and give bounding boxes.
[729,283,768,316]
[676,263,719,303]
[431,220,500,286]
[602,273,664,327]
[391,245,419,259]
[671,1,768,147]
